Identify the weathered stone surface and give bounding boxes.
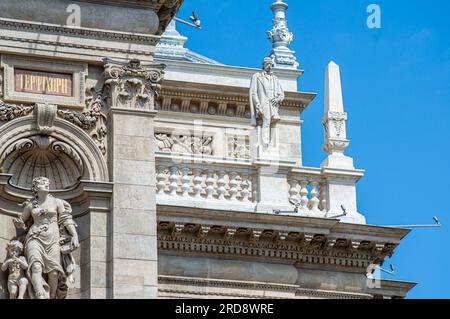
[113,135,155,161]
[113,259,158,287]
[113,209,157,236]
[159,255,298,285]
[113,234,157,261]
[113,284,158,299]
[114,159,155,186]
[113,184,156,210]
[0,0,160,34]
[112,114,156,137]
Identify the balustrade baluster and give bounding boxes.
[241,173,250,202]
[156,165,167,195]
[217,170,227,200]
[193,168,203,198]
[229,172,238,201]
[169,166,179,196]
[319,182,327,212]
[309,181,320,211]
[289,178,299,203]
[180,166,190,197]
[299,179,309,209]
[205,169,215,199]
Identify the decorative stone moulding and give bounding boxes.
[157,95,251,119]
[156,83,310,121]
[157,220,400,269]
[157,276,376,299]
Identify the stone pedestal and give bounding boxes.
[255,164,292,214]
[322,168,366,224]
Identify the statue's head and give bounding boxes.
[31,177,50,195]
[262,57,274,72]
[6,240,23,257]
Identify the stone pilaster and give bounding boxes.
[104,58,165,298]
[76,181,114,299]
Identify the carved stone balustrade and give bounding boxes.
[287,168,327,215]
[156,153,256,212]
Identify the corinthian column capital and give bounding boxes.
[103,58,166,111]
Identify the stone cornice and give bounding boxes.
[289,167,366,183]
[368,280,417,298]
[157,80,314,121]
[0,18,160,44]
[158,205,410,241]
[160,80,314,107]
[157,207,409,268]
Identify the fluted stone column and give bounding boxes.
[104,58,165,298]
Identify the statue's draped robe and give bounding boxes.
[23,196,76,298]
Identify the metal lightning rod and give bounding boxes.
[174,11,202,29]
[385,216,442,229]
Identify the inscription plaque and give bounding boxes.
[14,69,73,97]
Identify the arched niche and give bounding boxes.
[0,116,109,190]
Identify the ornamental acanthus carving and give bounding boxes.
[103,58,165,111]
[0,100,34,121]
[57,90,107,155]
[322,111,349,155]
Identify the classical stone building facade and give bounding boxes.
[0,0,415,298]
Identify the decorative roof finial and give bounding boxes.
[321,61,354,169]
[267,0,299,70]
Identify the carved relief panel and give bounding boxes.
[155,132,213,155]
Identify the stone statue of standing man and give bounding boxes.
[249,57,285,150]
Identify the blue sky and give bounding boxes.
[175,1,450,298]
